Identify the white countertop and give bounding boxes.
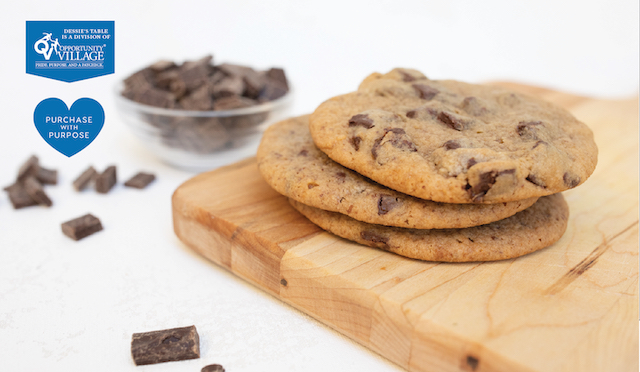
[1,1,637,371]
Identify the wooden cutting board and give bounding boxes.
[172,83,639,372]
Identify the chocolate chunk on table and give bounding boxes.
[17,155,40,182]
[202,364,225,372]
[36,166,58,185]
[124,172,156,189]
[24,176,52,207]
[61,214,103,241]
[4,183,38,209]
[95,166,117,194]
[73,166,98,191]
[131,325,200,366]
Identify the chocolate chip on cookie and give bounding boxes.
[348,114,374,129]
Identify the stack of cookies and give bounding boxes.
[257,68,598,262]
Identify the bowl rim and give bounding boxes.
[114,81,293,118]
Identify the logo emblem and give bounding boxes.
[33,98,105,157]
[34,32,61,60]
[26,21,114,82]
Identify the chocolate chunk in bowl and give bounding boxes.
[116,55,292,170]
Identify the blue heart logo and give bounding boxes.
[34,98,104,157]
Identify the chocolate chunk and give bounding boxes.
[17,155,40,182]
[123,68,154,91]
[61,214,103,241]
[563,172,580,188]
[466,355,480,371]
[124,172,156,189]
[209,70,226,86]
[467,158,478,169]
[460,96,488,116]
[179,85,213,110]
[137,87,176,108]
[149,60,176,73]
[378,195,400,215]
[202,364,225,372]
[154,70,177,90]
[170,119,230,154]
[371,136,384,159]
[24,176,52,207]
[211,76,245,98]
[437,111,467,131]
[242,70,266,99]
[360,230,390,249]
[386,128,417,152]
[36,167,58,185]
[406,110,417,118]
[95,166,117,194]
[4,183,38,209]
[212,95,257,111]
[218,63,253,78]
[348,114,374,129]
[350,136,362,151]
[178,55,213,91]
[468,169,516,202]
[298,149,309,156]
[372,128,417,159]
[443,140,461,150]
[266,67,289,89]
[399,70,417,82]
[526,174,546,188]
[73,166,97,191]
[412,84,439,100]
[131,325,200,366]
[258,79,288,101]
[161,73,189,100]
[516,121,544,140]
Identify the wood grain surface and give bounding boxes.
[172,84,639,372]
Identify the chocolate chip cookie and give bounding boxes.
[257,115,538,229]
[309,68,598,203]
[289,193,569,262]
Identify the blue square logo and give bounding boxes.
[26,21,114,82]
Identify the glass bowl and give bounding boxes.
[114,83,292,171]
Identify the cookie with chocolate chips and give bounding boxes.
[289,193,569,262]
[257,115,538,229]
[309,68,598,203]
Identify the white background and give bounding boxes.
[0,1,637,371]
